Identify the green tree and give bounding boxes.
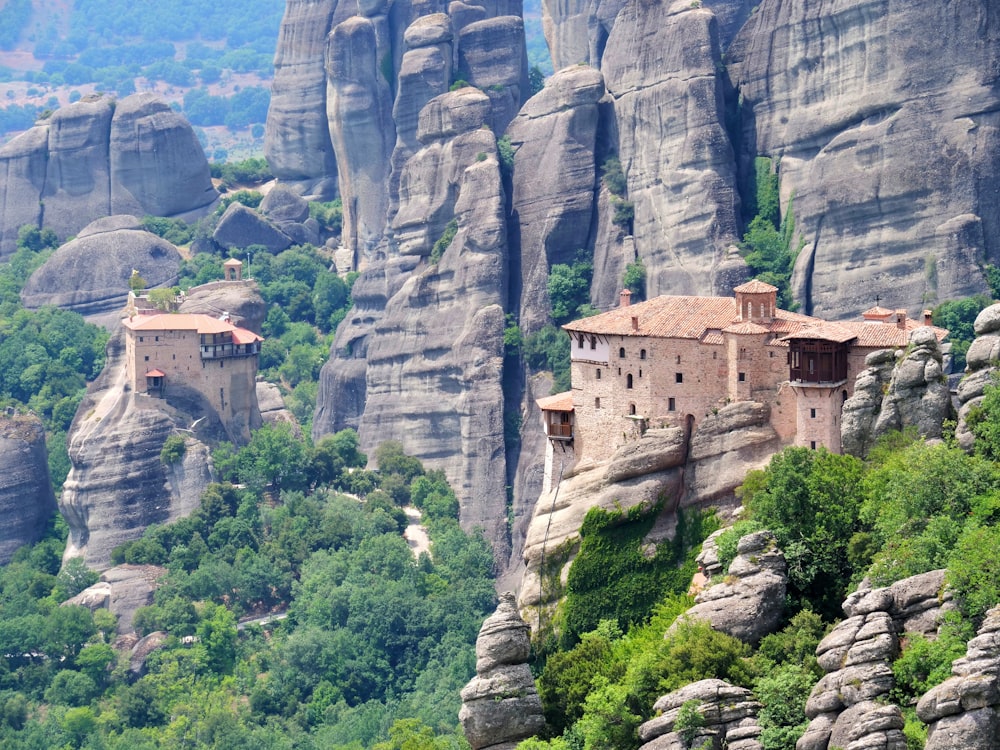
[237,423,310,492]
[548,253,593,325]
[932,295,991,371]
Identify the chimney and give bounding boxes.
[923,309,933,326]
[895,310,907,329]
[631,316,639,331]
[620,289,632,307]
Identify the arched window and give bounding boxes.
[640,349,646,360]
[626,373,633,389]
[629,403,636,415]
[619,347,626,358]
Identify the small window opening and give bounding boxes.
[810,441,817,450]
[640,349,646,360]
[675,373,683,383]
[627,374,634,389]
[668,397,676,411]
[596,368,601,379]
[738,372,746,382]
[619,347,626,358]
[595,397,601,409]
[590,337,596,350]
[810,408,816,418]
[629,403,636,415]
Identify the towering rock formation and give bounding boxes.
[264,0,350,196]
[729,1,1000,318]
[602,0,742,297]
[0,95,216,259]
[460,592,546,750]
[841,327,951,456]
[317,88,511,558]
[0,414,57,564]
[506,64,605,337]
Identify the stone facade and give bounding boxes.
[540,283,946,480]
[121,308,263,443]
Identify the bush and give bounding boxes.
[430,219,458,264]
[160,434,186,464]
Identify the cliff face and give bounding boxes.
[0,94,216,260]
[728,0,1000,317]
[0,414,57,565]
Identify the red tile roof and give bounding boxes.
[537,391,574,412]
[145,369,165,377]
[782,322,858,343]
[722,321,771,335]
[733,279,778,294]
[123,312,262,342]
[232,328,263,344]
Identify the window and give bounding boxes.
[640,349,646,360]
[629,403,636,415]
[595,397,601,409]
[738,372,746,382]
[144,355,149,362]
[172,354,175,360]
[220,361,224,368]
[155,336,159,342]
[627,374,634,389]
[768,351,774,358]
[675,373,683,383]
[139,337,144,342]
[668,397,676,411]
[638,369,642,377]
[810,441,816,450]
[590,337,596,350]
[810,408,816,418]
[620,347,626,358]
[596,368,601,379]
[713,351,717,360]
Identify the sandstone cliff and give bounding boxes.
[956,303,1000,452]
[0,94,216,259]
[0,413,57,564]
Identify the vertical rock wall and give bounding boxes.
[0,414,57,564]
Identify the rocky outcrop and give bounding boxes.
[264,0,349,196]
[108,94,218,218]
[59,283,265,570]
[457,16,528,135]
[0,414,57,564]
[506,65,605,337]
[519,427,686,624]
[20,216,182,317]
[729,1,1000,318]
[676,530,786,645]
[602,1,742,297]
[326,12,396,264]
[956,303,1000,452]
[212,202,294,254]
[519,402,783,624]
[842,328,950,456]
[797,570,953,750]
[918,605,1000,750]
[637,679,764,750]
[259,186,321,246]
[683,401,784,506]
[841,349,897,457]
[64,564,167,634]
[0,95,216,259]
[459,592,546,750]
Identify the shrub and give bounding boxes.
[430,218,458,264]
[160,434,187,464]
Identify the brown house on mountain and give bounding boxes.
[538,281,947,489]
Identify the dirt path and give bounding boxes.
[403,506,430,558]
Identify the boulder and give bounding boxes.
[957,303,1000,452]
[109,93,217,217]
[638,679,763,750]
[672,530,786,645]
[0,414,57,564]
[260,185,311,224]
[605,427,686,483]
[0,124,47,259]
[460,593,545,750]
[66,564,167,635]
[212,202,293,254]
[21,218,182,317]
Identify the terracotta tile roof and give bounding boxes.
[145,369,165,377]
[733,279,778,294]
[537,391,574,412]
[782,322,858,343]
[862,305,894,318]
[839,321,948,348]
[565,296,740,338]
[232,328,263,344]
[123,313,262,342]
[723,321,770,335]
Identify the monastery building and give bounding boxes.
[538,281,947,485]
